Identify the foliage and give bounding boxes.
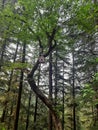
[81,84,95,103]
[73,1,98,33]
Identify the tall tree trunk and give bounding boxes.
[1,42,18,123]
[54,49,58,106]
[62,62,65,130]
[0,41,6,71]
[33,65,40,129]
[1,107,6,123]
[25,90,32,130]
[13,42,26,130]
[33,96,38,129]
[0,41,7,122]
[7,103,14,130]
[7,42,19,130]
[48,52,53,130]
[72,49,76,130]
[27,35,62,130]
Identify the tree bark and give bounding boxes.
[0,41,6,71]
[7,103,14,130]
[33,96,38,125]
[28,77,62,130]
[54,49,58,106]
[26,91,32,130]
[72,49,76,130]
[1,42,18,123]
[62,62,65,130]
[7,42,19,130]
[33,66,40,129]
[13,42,26,130]
[27,35,62,130]
[48,52,53,130]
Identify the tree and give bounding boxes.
[1,0,98,130]
[13,42,26,130]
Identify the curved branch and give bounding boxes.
[27,78,62,130]
[28,39,57,78]
[27,32,62,130]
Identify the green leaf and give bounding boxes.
[2,128,6,130]
[96,57,98,63]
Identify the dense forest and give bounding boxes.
[0,0,98,130]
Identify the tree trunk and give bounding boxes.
[33,65,40,129]
[1,107,6,122]
[27,31,62,130]
[48,52,53,130]
[72,49,76,130]
[28,63,62,130]
[54,49,58,106]
[13,43,26,130]
[33,95,38,129]
[7,103,14,130]
[1,42,18,123]
[26,91,32,130]
[62,62,65,130]
[0,41,6,71]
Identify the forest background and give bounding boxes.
[0,0,98,130]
